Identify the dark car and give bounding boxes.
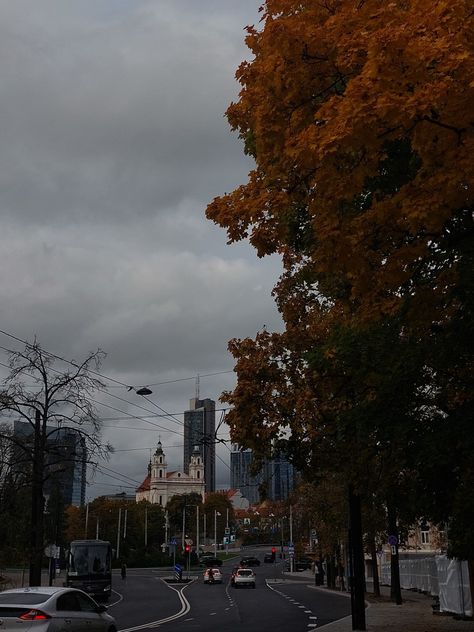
[264,553,275,563]
[200,557,223,567]
[286,557,313,571]
[240,556,260,567]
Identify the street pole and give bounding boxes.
[289,505,294,573]
[84,503,89,539]
[182,505,186,551]
[116,508,122,560]
[165,510,169,551]
[144,507,148,547]
[214,510,217,556]
[196,505,200,552]
[96,518,99,540]
[203,513,207,546]
[226,508,229,553]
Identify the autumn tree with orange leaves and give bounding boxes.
[207,0,474,612]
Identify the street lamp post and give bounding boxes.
[214,510,221,556]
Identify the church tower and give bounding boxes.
[150,440,167,505]
[189,444,205,484]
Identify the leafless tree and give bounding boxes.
[0,340,111,585]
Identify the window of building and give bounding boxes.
[421,524,429,545]
[197,470,200,478]
[159,456,163,464]
[159,469,163,478]
[159,495,162,505]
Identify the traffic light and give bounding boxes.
[271,547,276,561]
[185,545,191,553]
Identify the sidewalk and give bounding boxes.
[284,571,474,631]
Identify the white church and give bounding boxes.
[136,440,205,506]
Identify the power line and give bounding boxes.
[0,328,233,392]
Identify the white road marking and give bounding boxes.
[118,579,194,631]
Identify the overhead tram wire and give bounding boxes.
[3,347,232,444]
[88,398,184,438]
[0,328,233,394]
[1,338,186,436]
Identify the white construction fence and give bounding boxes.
[380,555,472,617]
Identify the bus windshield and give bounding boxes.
[68,541,111,577]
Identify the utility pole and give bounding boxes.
[196,505,200,552]
[144,507,148,547]
[84,503,89,539]
[182,504,186,551]
[289,505,294,573]
[116,508,122,560]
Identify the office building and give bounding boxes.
[230,444,296,504]
[183,397,215,492]
[12,420,87,506]
[230,446,262,504]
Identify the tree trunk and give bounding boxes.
[369,536,381,597]
[348,489,366,631]
[29,409,45,586]
[387,501,402,605]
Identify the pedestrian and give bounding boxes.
[121,562,127,580]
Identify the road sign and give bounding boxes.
[170,539,177,546]
[288,545,295,555]
[223,536,229,544]
[44,544,59,558]
[388,535,398,546]
[311,529,317,537]
[224,527,230,535]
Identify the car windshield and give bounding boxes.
[0,594,50,604]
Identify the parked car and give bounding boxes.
[200,556,223,567]
[203,568,223,584]
[286,557,313,571]
[0,586,117,632]
[240,556,260,567]
[264,553,275,563]
[233,568,256,588]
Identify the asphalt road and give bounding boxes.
[107,549,351,632]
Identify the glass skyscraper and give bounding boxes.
[183,397,216,492]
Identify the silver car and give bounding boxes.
[0,587,117,632]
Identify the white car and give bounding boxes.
[233,568,256,588]
[0,586,117,632]
[203,568,223,583]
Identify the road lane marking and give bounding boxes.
[118,579,194,631]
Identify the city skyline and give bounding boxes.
[0,1,283,501]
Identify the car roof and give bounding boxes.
[0,587,71,596]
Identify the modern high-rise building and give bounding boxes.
[183,397,215,492]
[12,420,87,506]
[264,453,296,502]
[230,444,296,504]
[230,446,262,504]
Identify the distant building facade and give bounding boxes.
[230,447,262,504]
[12,420,87,506]
[183,397,215,492]
[136,441,205,506]
[230,444,295,504]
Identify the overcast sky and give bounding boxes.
[0,1,282,500]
